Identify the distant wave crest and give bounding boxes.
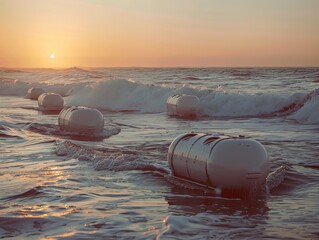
[1,69,318,124]
[67,78,319,124]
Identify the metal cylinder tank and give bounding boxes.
[58,106,104,134]
[166,94,200,117]
[168,133,269,190]
[28,87,45,100]
[38,93,64,111]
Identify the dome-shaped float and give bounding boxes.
[168,133,269,191]
[58,106,104,134]
[38,93,64,111]
[27,87,45,100]
[167,94,200,117]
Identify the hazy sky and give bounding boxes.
[1,0,319,67]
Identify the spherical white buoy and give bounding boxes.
[168,133,269,190]
[38,93,64,111]
[167,94,200,117]
[58,106,104,134]
[27,87,45,100]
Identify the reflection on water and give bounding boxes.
[165,189,269,217]
[159,188,269,239]
[1,68,319,239]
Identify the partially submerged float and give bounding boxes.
[38,93,64,111]
[27,87,45,100]
[58,106,105,134]
[168,133,269,196]
[166,94,200,117]
[26,105,120,140]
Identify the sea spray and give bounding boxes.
[55,140,170,173]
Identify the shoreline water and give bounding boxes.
[0,67,318,239]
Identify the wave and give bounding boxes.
[25,122,121,141]
[0,69,29,73]
[67,79,172,113]
[67,78,319,123]
[0,67,102,96]
[184,76,213,81]
[3,186,44,200]
[0,78,82,97]
[55,140,169,173]
[62,67,94,73]
[69,78,289,114]
[0,125,24,138]
[1,70,319,123]
[229,69,258,78]
[0,215,70,238]
[55,140,287,198]
[41,67,104,83]
[0,120,120,141]
[291,94,319,124]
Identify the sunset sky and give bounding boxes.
[1,0,318,68]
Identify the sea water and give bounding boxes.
[0,67,318,239]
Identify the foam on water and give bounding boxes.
[55,140,286,198]
[0,119,121,142]
[67,78,319,123]
[1,67,319,239]
[55,140,170,174]
[27,122,121,140]
[67,79,172,113]
[0,67,100,97]
[0,78,79,97]
[291,95,319,124]
[1,67,318,124]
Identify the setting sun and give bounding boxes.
[0,1,318,239]
[1,0,319,67]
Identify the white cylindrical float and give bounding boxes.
[28,87,45,100]
[58,106,104,134]
[166,94,200,117]
[38,93,64,111]
[168,133,269,190]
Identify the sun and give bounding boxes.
[50,53,55,59]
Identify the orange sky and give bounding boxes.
[0,0,319,68]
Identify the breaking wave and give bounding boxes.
[0,67,101,96]
[1,67,318,124]
[67,79,319,123]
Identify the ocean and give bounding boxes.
[0,67,318,239]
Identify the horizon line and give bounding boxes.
[1,65,319,69]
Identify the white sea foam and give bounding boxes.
[26,122,121,140]
[67,79,172,113]
[198,90,299,117]
[1,68,319,240]
[0,67,98,97]
[55,140,170,173]
[291,95,319,124]
[0,78,80,97]
[1,68,318,124]
[67,78,312,118]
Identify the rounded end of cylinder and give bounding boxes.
[166,94,200,117]
[38,93,64,110]
[208,138,269,189]
[28,87,45,100]
[176,95,200,116]
[58,106,104,134]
